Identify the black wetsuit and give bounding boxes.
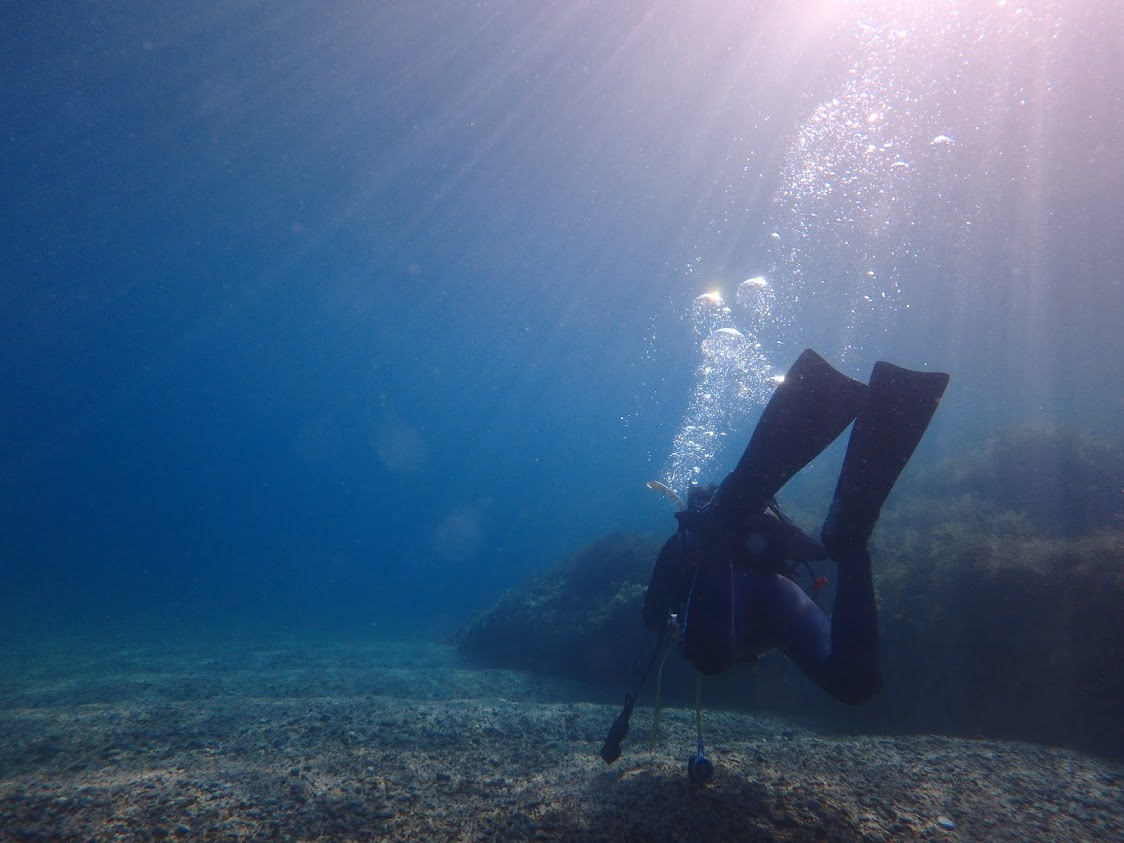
[642,504,880,706]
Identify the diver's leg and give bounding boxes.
[752,576,831,686]
[754,573,878,705]
[822,549,880,704]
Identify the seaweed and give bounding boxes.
[871,487,1124,756]
[911,423,1124,537]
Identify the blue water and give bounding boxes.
[2,1,1120,644]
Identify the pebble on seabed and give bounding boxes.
[936,815,956,830]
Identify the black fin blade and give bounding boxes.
[711,349,867,526]
[827,362,950,548]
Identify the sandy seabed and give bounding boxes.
[0,638,1119,842]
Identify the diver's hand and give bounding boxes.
[783,522,829,562]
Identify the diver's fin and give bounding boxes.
[710,349,867,526]
[823,361,950,554]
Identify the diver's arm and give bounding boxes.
[783,525,828,563]
[746,508,828,565]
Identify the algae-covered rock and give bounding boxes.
[453,533,662,683]
[913,424,1124,537]
[870,492,1124,756]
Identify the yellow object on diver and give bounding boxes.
[646,480,686,511]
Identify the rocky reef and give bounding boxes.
[456,424,1124,757]
[453,533,661,684]
[911,422,1124,537]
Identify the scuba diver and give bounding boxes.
[600,349,949,779]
